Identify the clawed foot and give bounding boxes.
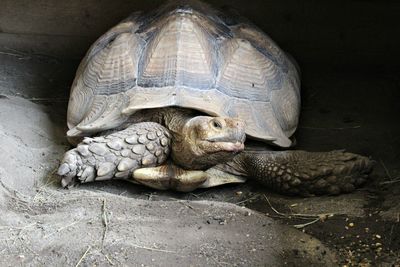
[57,149,83,187]
[300,151,375,195]
[57,141,118,188]
[57,122,171,188]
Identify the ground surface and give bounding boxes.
[0,96,336,266]
[0,52,399,266]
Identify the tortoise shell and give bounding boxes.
[67,1,300,147]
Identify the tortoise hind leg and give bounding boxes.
[233,150,374,196]
[58,122,171,187]
[132,164,247,192]
[133,164,208,192]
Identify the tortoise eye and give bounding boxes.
[212,120,222,129]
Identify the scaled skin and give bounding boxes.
[129,108,246,170]
[172,116,245,169]
[58,108,246,188]
[59,108,374,196]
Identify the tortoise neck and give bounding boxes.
[159,108,194,133]
[158,108,203,169]
[127,107,194,132]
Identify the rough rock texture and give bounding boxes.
[0,96,65,193]
[0,96,337,266]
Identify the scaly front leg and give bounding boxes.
[58,122,171,187]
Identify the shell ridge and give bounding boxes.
[138,13,216,89]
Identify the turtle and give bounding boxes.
[58,0,373,195]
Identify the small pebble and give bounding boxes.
[348,222,355,227]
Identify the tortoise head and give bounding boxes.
[171,116,246,170]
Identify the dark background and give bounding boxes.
[1,0,399,71]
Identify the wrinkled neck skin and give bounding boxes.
[127,107,191,124]
[127,107,245,170]
[170,116,238,170]
[128,107,195,135]
[151,109,206,169]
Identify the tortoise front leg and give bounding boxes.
[232,150,374,196]
[58,122,171,187]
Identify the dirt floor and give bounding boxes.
[0,49,399,266]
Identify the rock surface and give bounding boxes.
[0,96,336,266]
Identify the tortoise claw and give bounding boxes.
[58,149,83,188]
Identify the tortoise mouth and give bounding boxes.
[217,141,245,153]
[205,137,244,143]
[201,139,245,154]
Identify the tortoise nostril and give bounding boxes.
[234,120,245,128]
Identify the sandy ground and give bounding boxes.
[0,96,335,266]
[0,52,399,266]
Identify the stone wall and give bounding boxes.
[0,0,399,70]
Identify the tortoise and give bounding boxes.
[58,1,373,195]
